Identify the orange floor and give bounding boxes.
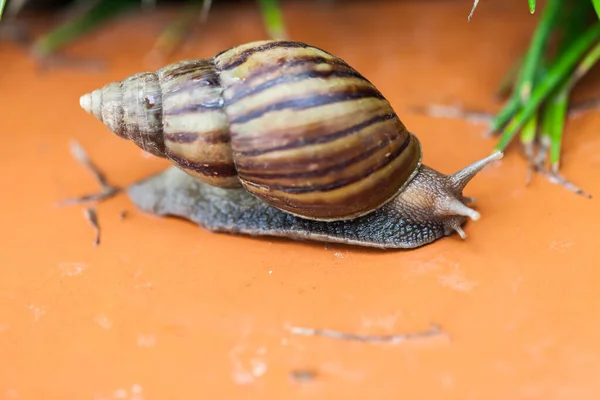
[2,0,600,398]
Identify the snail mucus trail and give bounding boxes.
[79,40,503,249]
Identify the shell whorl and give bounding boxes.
[81,58,240,188]
[80,40,422,221]
[80,72,165,157]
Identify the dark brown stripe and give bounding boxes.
[236,113,397,157]
[167,98,224,116]
[190,68,219,84]
[225,55,351,96]
[244,133,413,194]
[239,131,405,180]
[164,132,198,143]
[174,68,221,93]
[166,152,237,177]
[161,60,213,81]
[220,41,316,71]
[230,86,384,125]
[164,131,231,144]
[226,68,366,105]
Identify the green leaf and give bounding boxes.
[516,0,564,102]
[0,0,6,21]
[549,87,568,170]
[258,0,287,39]
[571,40,600,84]
[488,0,564,133]
[494,22,600,151]
[592,0,600,19]
[520,112,538,146]
[528,0,536,14]
[147,0,206,60]
[31,0,137,57]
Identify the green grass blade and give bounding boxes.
[534,30,600,172]
[592,0,600,19]
[547,40,600,169]
[488,95,521,133]
[529,0,536,13]
[494,22,600,151]
[494,54,524,98]
[31,0,137,57]
[549,87,568,170]
[147,0,205,60]
[0,0,6,21]
[520,112,538,183]
[538,100,553,161]
[488,0,564,132]
[571,40,600,84]
[520,113,538,146]
[516,0,564,102]
[258,0,287,39]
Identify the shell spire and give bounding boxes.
[79,93,94,115]
[79,72,166,157]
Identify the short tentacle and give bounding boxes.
[437,197,480,221]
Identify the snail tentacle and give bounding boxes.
[388,151,503,240]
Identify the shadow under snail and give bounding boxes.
[79,40,503,249]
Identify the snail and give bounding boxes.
[79,40,503,249]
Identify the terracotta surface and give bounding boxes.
[2,0,600,398]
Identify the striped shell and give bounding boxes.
[80,40,422,221]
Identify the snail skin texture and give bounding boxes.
[80,40,503,249]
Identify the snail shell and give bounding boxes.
[81,40,503,246]
[80,40,421,221]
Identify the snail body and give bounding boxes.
[80,40,502,248]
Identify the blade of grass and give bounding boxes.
[519,54,547,175]
[516,0,564,102]
[30,0,137,58]
[141,0,157,10]
[200,0,212,23]
[538,81,591,198]
[592,0,600,19]
[487,96,521,135]
[146,0,205,62]
[571,40,600,83]
[544,1,596,170]
[528,0,536,14]
[494,54,524,99]
[524,0,587,170]
[0,0,6,20]
[535,41,600,170]
[536,101,553,168]
[550,40,600,170]
[258,0,287,39]
[488,0,565,133]
[548,86,567,172]
[521,113,538,184]
[494,22,600,151]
